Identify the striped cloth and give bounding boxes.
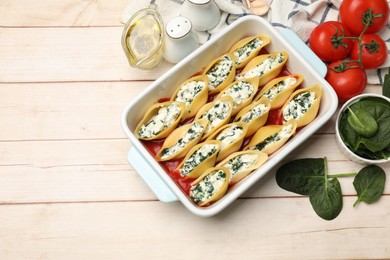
[121,0,390,84]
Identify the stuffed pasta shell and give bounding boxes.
[155,118,209,161]
[206,122,248,161]
[203,53,236,94]
[176,140,221,179]
[236,51,288,86]
[190,166,231,206]
[254,74,304,109]
[215,78,259,116]
[234,97,271,136]
[170,75,209,120]
[281,84,322,127]
[135,101,186,140]
[217,150,268,184]
[244,120,297,155]
[229,34,271,69]
[195,96,234,140]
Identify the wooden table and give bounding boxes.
[1,1,389,259]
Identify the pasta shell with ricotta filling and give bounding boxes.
[214,77,259,116]
[170,75,209,120]
[280,84,323,128]
[243,119,297,155]
[135,101,186,140]
[234,97,271,136]
[175,140,221,179]
[189,166,231,206]
[236,51,288,86]
[195,96,234,140]
[254,74,304,110]
[229,34,271,69]
[217,150,268,184]
[155,118,209,161]
[202,53,236,94]
[206,122,248,162]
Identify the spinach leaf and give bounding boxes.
[347,108,378,138]
[353,165,386,207]
[275,158,325,195]
[309,178,343,221]
[383,67,390,98]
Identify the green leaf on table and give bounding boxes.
[309,177,343,221]
[275,158,326,195]
[353,165,386,207]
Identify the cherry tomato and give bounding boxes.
[309,21,353,62]
[340,0,390,36]
[349,34,388,69]
[325,61,367,103]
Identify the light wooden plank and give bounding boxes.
[1,137,388,204]
[0,81,149,140]
[0,27,173,83]
[0,0,129,26]
[0,198,389,259]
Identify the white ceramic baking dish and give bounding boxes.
[121,16,338,217]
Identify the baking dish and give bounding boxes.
[121,16,338,217]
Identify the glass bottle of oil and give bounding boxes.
[121,4,164,70]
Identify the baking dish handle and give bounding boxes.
[278,28,327,78]
[127,148,179,202]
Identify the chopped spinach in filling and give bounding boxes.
[206,55,233,90]
[175,81,206,107]
[240,103,269,123]
[234,38,263,65]
[238,52,285,79]
[221,81,254,109]
[261,77,297,101]
[200,101,231,134]
[224,154,259,180]
[282,91,316,122]
[216,125,244,149]
[160,122,205,159]
[248,124,293,151]
[190,169,227,204]
[138,102,182,138]
[179,144,218,177]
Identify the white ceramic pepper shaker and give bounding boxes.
[162,16,199,64]
[180,0,221,31]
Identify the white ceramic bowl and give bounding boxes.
[121,16,338,217]
[335,93,390,165]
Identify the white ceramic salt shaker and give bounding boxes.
[162,16,199,64]
[180,0,221,31]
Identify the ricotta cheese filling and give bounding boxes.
[223,153,259,181]
[160,122,205,159]
[248,124,293,151]
[233,38,263,66]
[174,80,206,108]
[216,125,244,149]
[237,52,285,80]
[138,102,182,138]
[240,103,269,123]
[190,169,227,204]
[261,77,297,101]
[221,81,254,109]
[206,55,234,90]
[199,101,231,134]
[282,91,316,122]
[179,144,219,177]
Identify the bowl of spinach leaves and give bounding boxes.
[336,93,390,164]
